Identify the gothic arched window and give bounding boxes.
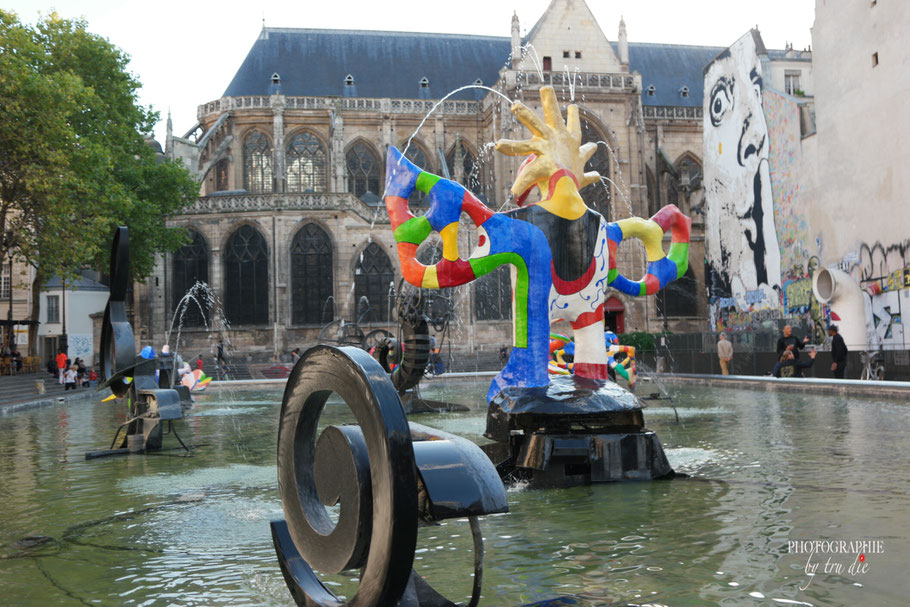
[355,243,395,323]
[346,141,381,202]
[475,265,512,321]
[215,158,230,192]
[578,117,611,220]
[287,132,327,193]
[224,224,269,325]
[446,144,479,192]
[243,131,273,193]
[172,229,209,327]
[657,268,698,318]
[404,143,432,205]
[291,224,334,325]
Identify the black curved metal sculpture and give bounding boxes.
[271,345,507,606]
[86,227,189,459]
[373,291,431,393]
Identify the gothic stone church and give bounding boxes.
[137,0,718,361]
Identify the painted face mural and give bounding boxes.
[704,31,781,314]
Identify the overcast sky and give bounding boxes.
[7,0,815,144]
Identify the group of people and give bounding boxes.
[49,349,98,390]
[3,345,23,374]
[716,324,849,379]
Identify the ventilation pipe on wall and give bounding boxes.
[813,267,869,351]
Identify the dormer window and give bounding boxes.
[420,76,430,88]
[680,86,689,98]
[647,85,656,96]
[271,72,281,84]
[474,78,483,85]
[345,74,355,86]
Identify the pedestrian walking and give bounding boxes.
[829,324,848,379]
[717,333,733,375]
[55,349,67,384]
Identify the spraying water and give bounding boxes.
[399,85,514,162]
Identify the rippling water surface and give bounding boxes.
[1,378,908,606]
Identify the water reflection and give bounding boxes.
[0,384,908,605]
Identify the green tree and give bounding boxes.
[0,11,198,354]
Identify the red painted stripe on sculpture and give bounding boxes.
[570,303,605,330]
[608,240,619,270]
[573,362,610,380]
[462,191,495,225]
[396,242,425,286]
[552,258,596,295]
[386,196,415,229]
[436,258,476,288]
[650,205,675,232]
[643,274,661,295]
[546,169,579,195]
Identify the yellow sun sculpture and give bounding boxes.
[495,86,600,217]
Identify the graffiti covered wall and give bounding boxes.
[704,28,910,354]
[703,31,782,332]
[856,241,910,350]
[765,89,810,278]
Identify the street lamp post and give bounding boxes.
[61,277,67,356]
[6,252,11,351]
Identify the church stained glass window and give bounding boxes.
[291,224,334,324]
[224,224,269,325]
[287,132,327,193]
[346,142,381,202]
[243,131,273,193]
[172,229,209,327]
[355,243,395,323]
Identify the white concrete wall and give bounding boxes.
[38,289,109,365]
[810,0,910,266]
[807,0,910,349]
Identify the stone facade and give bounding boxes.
[138,0,718,359]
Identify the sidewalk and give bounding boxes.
[0,370,101,416]
[646,372,910,399]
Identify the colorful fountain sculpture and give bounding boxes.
[86,227,191,459]
[386,86,691,485]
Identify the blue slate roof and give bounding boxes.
[224,28,511,101]
[224,27,729,109]
[625,42,725,107]
[45,273,109,292]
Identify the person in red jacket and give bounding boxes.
[55,349,68,384]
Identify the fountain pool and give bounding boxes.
[1,380,907,606]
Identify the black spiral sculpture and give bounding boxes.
[272,345,508,606]
[87,227,187,459]
[372,291,431,393]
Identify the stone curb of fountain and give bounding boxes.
[0,386,109,416]
[204,371,500,390]
[645,373,910,399]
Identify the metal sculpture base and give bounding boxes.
[86,227,192,460]
[484,374,675,487]
[272,516,483,607]
[400,392,470,414]
[274,346,507,606]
